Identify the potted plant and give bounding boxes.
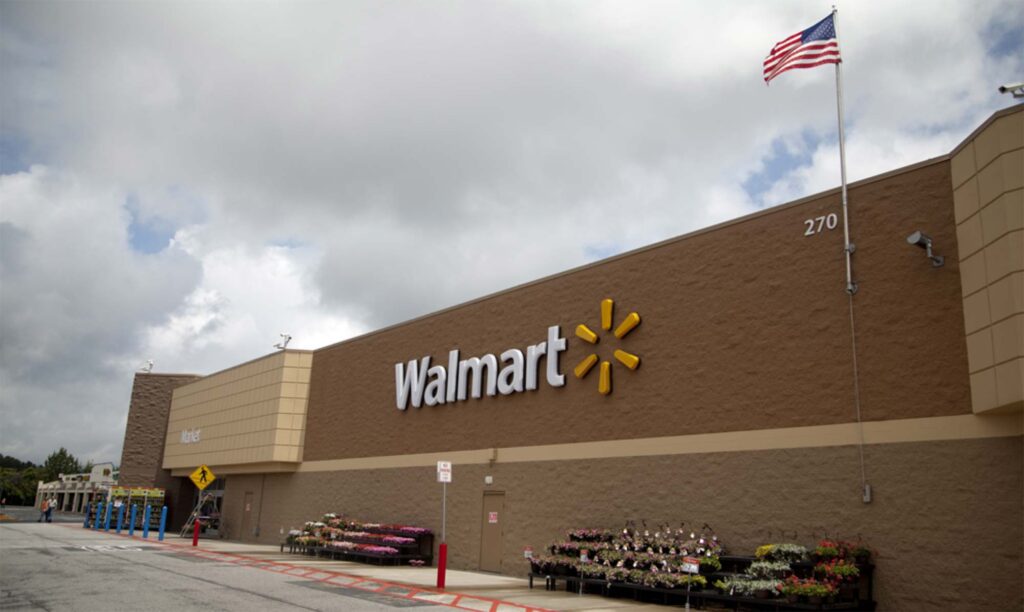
[747,559,791,579]
[780,575,803,604]
[756,543,808,563]
[803,581,836,605]
[814,539,840,560]
[851,543,873,564]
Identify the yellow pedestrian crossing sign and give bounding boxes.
[189,464,216,490]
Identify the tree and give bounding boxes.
[0,465,44,505]
[0,453,34,470]
[42,447,81,483]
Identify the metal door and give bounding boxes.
[479,492,505,572]
[241,491,253,539]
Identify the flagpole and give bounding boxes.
[832,6,869,504]
[833,6,855,295]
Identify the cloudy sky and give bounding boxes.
[1,1,1021,466]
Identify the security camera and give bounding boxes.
[999,82,1024,97]
[906,231,931,248]
[906,230,944,267]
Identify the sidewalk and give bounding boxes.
[56,522,664,612]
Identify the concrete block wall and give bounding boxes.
[951,106,1024,413]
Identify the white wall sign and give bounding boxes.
[396,325,567,410]
[180,428,201,444]
[437,461,452,483]
[803,213,838,236]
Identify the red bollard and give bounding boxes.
[192,519,200,547]
[435,543,448,589]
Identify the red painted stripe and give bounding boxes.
[55,524,556,612]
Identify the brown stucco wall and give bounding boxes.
[118,373,200,528]
[303,159,969,461]
[225,436,1022,611]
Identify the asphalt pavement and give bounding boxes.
[0,506,661,612]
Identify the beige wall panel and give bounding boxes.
[970,369,998,413]
[980,189,1023,245]
[985,230,1023,284]
[956,109,1024,413]
[988,271,1024,323]
[950,141,975,191]
[163,350,313,471]
[974,112,1020,169]
[995,358,1023,409]
[978,149,1024,206]
[955,210,984,257]
[952,176,979,225]
[965,328,994,373]
[961,288,991,334]
[959,251,987,296]
[227,437,1022,612]
[991,313,1024,365]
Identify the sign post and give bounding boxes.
[436,461,451,589]
[682,556,701,610]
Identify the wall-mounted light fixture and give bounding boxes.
[906,231,944,267]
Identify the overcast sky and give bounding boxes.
[1,1,1021,466]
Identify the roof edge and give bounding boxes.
[950,103,1024,156]
[316,154,950,353]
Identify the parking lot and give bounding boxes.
[0,507,662,612]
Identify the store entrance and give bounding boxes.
[191,478,225,537]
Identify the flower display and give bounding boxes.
[567,528,614,542]
[287,511,432,566]
[531,524,873,606]
[747,560,792,579]
[531,522,723,591]
[755,543,807,562]
[358,545,400,555]
[781,575,836,600]
[815,559,861,582]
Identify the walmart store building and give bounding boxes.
[118,106,1023,610]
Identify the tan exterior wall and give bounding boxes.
[163,350,313,471]
[120,373,200,487]
[119,373,202,528]
[224,435,1022,612]
[304,158,969,461]
[951,106,1024,413]
[127,106,1023,611]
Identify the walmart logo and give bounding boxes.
[573,298,641,395]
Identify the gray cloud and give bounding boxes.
[0,0,1021,464]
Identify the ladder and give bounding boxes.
[179,491,215,538]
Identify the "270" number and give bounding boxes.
[804,213,838,236]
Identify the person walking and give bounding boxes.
[38,498,48,522]
[45,498,54,522]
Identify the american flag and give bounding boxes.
[763,14,841,84]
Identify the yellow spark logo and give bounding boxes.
[574,298,641,395]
